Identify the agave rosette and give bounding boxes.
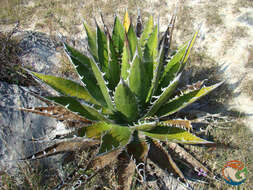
[21,11,222,189]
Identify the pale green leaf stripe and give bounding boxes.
[129,50,150,105]
[83,22,98,61]
[141,125,211,144]
[32,72,99,106]
[112,16,125,55]
[157,82,223,117]
[159,42,188,89]
[121,41,130,80]
[46,96,108,121]
[114,79,139,122]
[90,57,114,110]
[98,124,132,155]
[140,15,154,48]
[145,73,181,117]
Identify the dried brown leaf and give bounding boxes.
[25,138,99,160]
[148,139,186,183]
[117,151,135,190]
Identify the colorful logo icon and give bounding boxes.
[222,160,248,186]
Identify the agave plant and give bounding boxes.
[20,11,222,189]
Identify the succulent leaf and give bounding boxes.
[47,96,109,122]
[127,24,140,60]
[146,37,167,103]
[83,22,98,61]
[167,142,214,178]
[121,40,131,80]
[89,57,114,110]
[19,106,92,124]
[112,16,125,55]
[148,139,186,181]
[64,44,106,106]
[79,122,112,139]
[181,30,199,69]
[98,124,132,155]
[141,123,211,144]
[143,24,158,76]
[114,79,139,122]
[131,121,157,131]
[87,148,122,171]
[159,42,188,89]
[146,73,181,117]
[31,72,99,106]
[96,23,109,73]
[142,25,158,102]
[140,15,154,48]
[106,34,121,90]
[156,82,223,117]
[129,49,150,105]
[24,138,99,160]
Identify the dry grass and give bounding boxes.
[204,3,223,27]
[234,0,253,9]
[0,0,253,190]
[223,26,248,51]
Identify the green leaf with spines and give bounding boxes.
[145,73,181,117]
[121,40,131,80]
[140,15,154,48]
[146,37,166,103]
[98,124,132,155]
[83,22,98,61]
[106,34,121,91]
[181,30,199,70]
[143,25,158,76]
[96,23,109,73]
[79,122,112,139]
[112,16,125,56]
[140,122,211,144]
[142,25,158,103]
[158,42,188,90]
[64,44,106,106]
[89,57,114,111]
[31,72,99,106]
[46,96,109,122]
[131,121,157,131]
[127,24,141,60]
[129,49,150,105]
[114,79,139,122]
[156,82,223,117]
